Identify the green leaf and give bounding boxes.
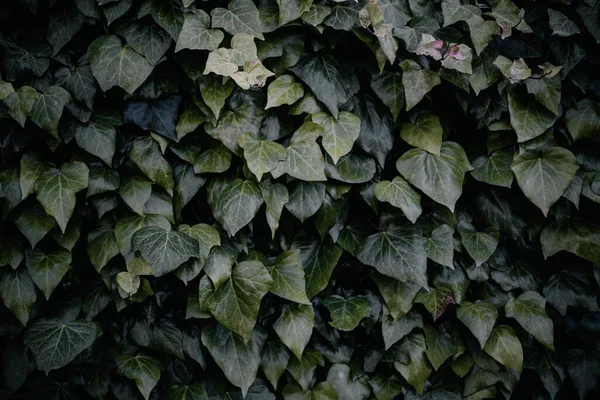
[424,224,454,268]
[119,176,152,215]
[274,121,327,181]
[470,150,513,188]
[207,178,264,236]
[278,0,311,26]
[132,226,199,277]
[274,304,314,359]
[35,161,89,232]
[543,270,599,315]
[287,348,324,390]
[201,324,267,396]
[177,223,220,263]
[25,249,70,300]
[382,308,423,350]
[87,227,119,272]
[369,375,403,400]
[293,239,343,298]
[374,176,422,223]
[325,152,377,184]
[511,147,579,216]
[393,332,431,395]
[424,324,459,370]
[176,10,224,52]
[204,48,238,77]
[266,75,304,109]
[115,353,161,400]
[30,86,71,139]
[483,325,523,372]
[74,112,118,166]
[566,350,600,400]
[456,301,498,348]
[565,98,600,143]
[505,291,554,350]
[508,87,559,142]
[120,20,172,65]
[125,95,182,141]
[0,237,24,269]
[400,114,443,156]
[358,223,428,288]
[87,35,153,94]
[211,0,264,40]
[396,142,472,211]
[238,133,286,181]
[291,54,359,117]
[19,152,48,200]
[326,363,371,400]
[261,340,290,390]
[283,381,338,400]
[324,3,360,31]
[311,111,360,164]
[0,268,37,326]
[168,384,209,400]
[198,76,234,121]
[3,86,38,127]
[55,64,96,110]
[24,319,97,373]
[525,76,561,115]
[372,271,421,320]
[371,71,404,121]
[209,261,273,342]
[457,221,499,266]
[259,179,289,239]
[130,136,174,195]
[323,295,371,331]
[400,60,441,111]
[415,285,455,321]
[268,250,310,304]
[285,181,325,222]
[13,205,56,248]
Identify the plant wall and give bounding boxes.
[1,0,600,399]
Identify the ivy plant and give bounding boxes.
[1,0,600,399]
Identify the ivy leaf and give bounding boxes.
[393,332,431,395]
[400,60,440,111]
[369,375,403,400]
[274,121,327,181]
[291,54,359,117]
[326,363,371,400]
[24,319,97,373]
[311,111,360,164]
[87,227,119,272]
[525,76,561,115]
[130,136,174,195]
[238,133,286,181]
[115,353,161,400]
[30,86,71,139]
[124,95,182,141]
[543,269,599,315]
[167,384,209,400]
[274,304,314,359]
[285,181,325,222]
[259,179,289,239]
[549,9,581,37]
[505,291,554,350]
[132,227,199,277]
[324,3,361,31]
[119,176,152,215]
[55,64,96,110]
[87,35,153,94]
[286,349,324,390]
[457,221,499,266]
[424,325,459,370]
[201,324,267,396]
[470,150,514,188]
[566,350,600,400]
[483,325,523,372]
[278,0,312,26]
[268,250,311,304]
[211,0,264,40]
[292,239,343,299]
[511,147,579,216]
[198,76,234,121]
[209,261,273,342]
[400,114,443,156]
[415,286,455,321]
[0,268,37,326]
[358,222,428,289]
[74,112,118,166]
[13,206,56,248]
[565,98,600,143]
[323,295,371,331]
[508,87,559,142]
[382,308,423,350]
[176,10,224,52]
[35,161,89,233]
[25,249,70,300]
[456,301,498,348]
[372,271,421,320]
[261,340,290,390]
[283,381,338,400]
[207,178,264,236]
[424,224,454,269]
[139,0,184,40]
[396,142,472,212]
[370,71,404,121]
[266,75,304,109]
[0,237,24,269]
[19,152,48,200]
[374,176,422,223]
[120,20,172,65]
[3,86,38,127]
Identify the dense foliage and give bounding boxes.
[1,0,600,399]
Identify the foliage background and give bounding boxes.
[1,0,600,399]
